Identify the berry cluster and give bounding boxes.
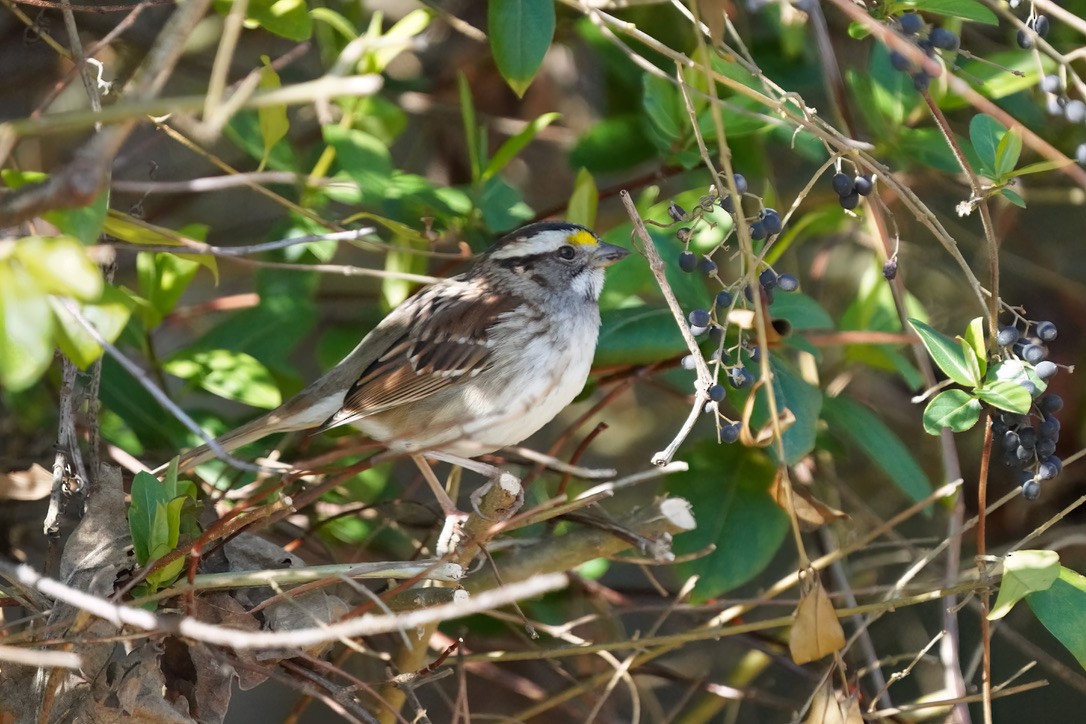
[991,319,1066,500]
[888,12,960,92]
[668,174,801,445]
[830,171,873,210]
[1038,71,1086,164]
[1015,14,1049,50]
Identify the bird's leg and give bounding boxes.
[410,453,467,556]
[424,451,525,520]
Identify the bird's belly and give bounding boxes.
[355,324,596,457]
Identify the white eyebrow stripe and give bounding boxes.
[488,230,589,259]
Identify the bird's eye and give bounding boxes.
[556,245,576,260]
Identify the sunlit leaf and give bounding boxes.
[1027,566,1086,671]
[923,389,982,434]
[990,549,1060,620]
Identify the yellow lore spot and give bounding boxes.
[567,229,597,246]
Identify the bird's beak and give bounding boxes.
[590,242,630,268]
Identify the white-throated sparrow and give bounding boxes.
[173,221,628,499]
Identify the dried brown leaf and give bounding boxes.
[790,578,845,664]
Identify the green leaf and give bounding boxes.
[477,176,534,231]
[671,441,790,601]
[750,357,822,466]
[137,251,201,323]
[908,319,978,387]
[963,316,987,378]
[642,74,686,143]
[999,187,1026,208]
[974,379,1032,414]
[960,338,982,388]
[822,396,932,505]
[1014,159,1070,177]
[164,349,283,409]
[908,0,998,25]
[309,6,357,39]
[896,127,963,173]
[129,468,180,566]
[2,170,109,246]
[595,306,686,368]
[994,127,1022,179]
[53,285,135,369]
[257,55,289,172]
[488,0,555,97]
[323,126,393,199]
[989,549,1060,620]
[969,114,1006,178]
[569,114,657,173]
[923,389,982,434]
[458,73,483,182]
[769,292,834,331]
[15,236,102,301]
[567,168,598,228]
[0,258,54,391]
[223,0,313,41]
[1027,566,1086,671]
[46,189,110,246]
[483,112,560,181]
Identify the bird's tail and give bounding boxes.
[154,411,291,476]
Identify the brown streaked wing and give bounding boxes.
[318,287,519,431]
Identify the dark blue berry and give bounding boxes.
[1036,321,1057,342]
[1064,100,1086,123]
[912,71,931,92]
[917,39,936,58]
[899,13,923,35]
[749,221,767,241]
[929,28,959,51]
[1003,430,1020,449]
[1038,415,1060,439]
[777,273,799,292]
[883,258,898,280]
[715,290,734,309]
[721,422,741,444]
[1016,445,1033,461]
[1018,427,1037,448]
[1022,344,1046,364]
[1037,458,1061,481]
[1030,15,1050,38]
[1017,29,1033,49]
[761,208,783,235]
[689,308,711,327]
[678,251,697,272]
[839,190,860,210]
[729,367,754,389]
[1035,360,1058,379]
[853,175,873,196]
[1021,380,1038,397]
[698,256,718,275]
[890,51,910,72]
[1022,479,1041,500]
[831,172,854,196]
[668,202,687,222]
[732,174,748,195]
[1039,394,1063,414]
[720,194,735,212]
[759,269,778,289]
[1037,439,1057,458]
[709,384,726,402]
[996,327,1020,347]
[708,325,724,345]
